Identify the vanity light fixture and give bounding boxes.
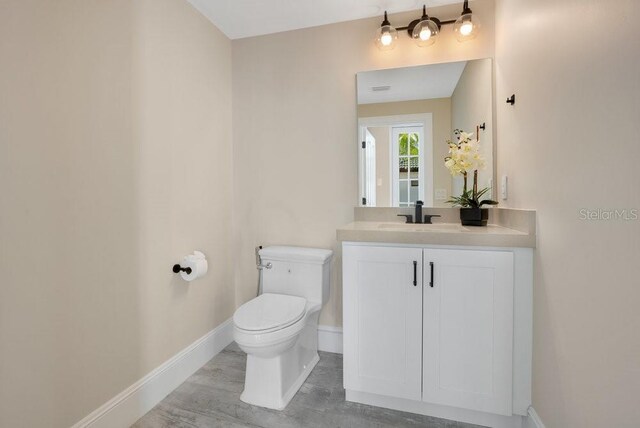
[453,0,480,41]
[375,11,398,50]
[412,6,440,47]
[375,2,480,50]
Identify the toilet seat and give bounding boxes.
[234,293,307,333]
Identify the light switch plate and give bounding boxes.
[435,189,447,201]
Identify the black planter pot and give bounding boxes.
[460,208,489,226]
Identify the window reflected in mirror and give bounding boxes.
[396,128,422,207]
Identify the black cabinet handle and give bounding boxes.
[429,262,434,287]
[413,261,417,286]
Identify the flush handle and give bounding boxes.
[413,261,417,286]
[257,262,272,270]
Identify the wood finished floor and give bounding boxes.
[133,343,486,428]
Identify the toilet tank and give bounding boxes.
[259,246,333,305]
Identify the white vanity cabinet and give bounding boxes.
[343,243,533,428]
[342,245,424,400]
[422,248,514,415]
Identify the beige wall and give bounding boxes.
[358,98,453,207]
[451,58,494,196]
[8,1,635,427]
[232,2,495,327]
[495,0,640,427]
[0,1,233,426]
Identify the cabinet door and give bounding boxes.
[423,249,514,415]
[343,245,423,400]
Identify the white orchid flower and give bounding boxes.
[444,129,486,176]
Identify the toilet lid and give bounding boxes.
[233,293,307,332]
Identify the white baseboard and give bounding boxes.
[526,407,546,428]
[71,319,535,427]
[347,390,526,428]
[71,318,234,428]
[318,325,343,354]
[73,320,341,427]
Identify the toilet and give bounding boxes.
[233,246,333,410]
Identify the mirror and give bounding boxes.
[357,59,494,207]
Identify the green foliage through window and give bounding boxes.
[398,133,419,156]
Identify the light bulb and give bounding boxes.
[412,16,439,47]
[381,31,393,46]
[375,15,397,51]
[454,2,479,42]
[460,21,474,36]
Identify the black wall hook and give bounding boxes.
[173,264,192,274]
[479,122,486,130]
[506,94,516,105]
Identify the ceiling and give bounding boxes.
[187,0,464,40]
[357,61,467,104]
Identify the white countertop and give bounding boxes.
[337,221,536,248]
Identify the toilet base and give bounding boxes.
[239,312,320,410]
[241,352,319,410]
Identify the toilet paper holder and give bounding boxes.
[172,264,192,275]
[173,250,208,282]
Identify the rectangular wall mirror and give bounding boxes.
[357,59,495,207]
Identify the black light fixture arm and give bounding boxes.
[397,18,454,33]
[462,0,473,15]
[394,4,459,34]
[381,11,391,26]
[377,1,479,47]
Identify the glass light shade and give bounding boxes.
[454,13,480,42]
[412,18,439,47]
[375,25,397,50]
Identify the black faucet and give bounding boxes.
[414,200,424,223]
[397,214,413,223]
[414,201,424,224]
[423,214,441,224]
[397,200,425,224]
[397,200,442,224]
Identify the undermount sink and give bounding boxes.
[377,222,465,232]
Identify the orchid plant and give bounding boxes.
[444,129,497,208]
